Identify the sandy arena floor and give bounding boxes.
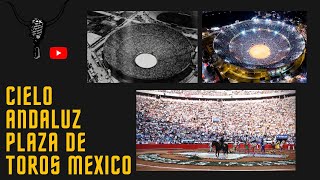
[136,149,296,171]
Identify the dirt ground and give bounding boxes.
[136,149,296,171]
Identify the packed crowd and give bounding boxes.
[106,23,193,52]
[136,94,296,144]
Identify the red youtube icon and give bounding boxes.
[50,47,68,60]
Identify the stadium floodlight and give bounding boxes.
[211,27,220,31]
[241,30,246,35]
[265,19,271,24]
[284,74,292,80]
[252,28,256,33]
[299,34,303,39]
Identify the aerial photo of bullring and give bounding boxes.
[87,11,198,83]
[202,11,307,83]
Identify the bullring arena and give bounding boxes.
[214,18,306,82]
[136,90,296,171]
[103,23,194,82]
[202,11,307,83]
[87,11,198,83]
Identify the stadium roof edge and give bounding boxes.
[136,90,295,100]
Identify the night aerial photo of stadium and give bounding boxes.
[87,11,198,83]
[202,11,307,83]
[136,90,296,171]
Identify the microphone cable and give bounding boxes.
[0,0,70,27]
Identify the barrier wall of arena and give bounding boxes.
[136,144,295,150]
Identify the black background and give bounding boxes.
[0,0,317,178]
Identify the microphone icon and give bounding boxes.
[30,18,45,60]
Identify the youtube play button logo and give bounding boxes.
[50,47,68,60]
